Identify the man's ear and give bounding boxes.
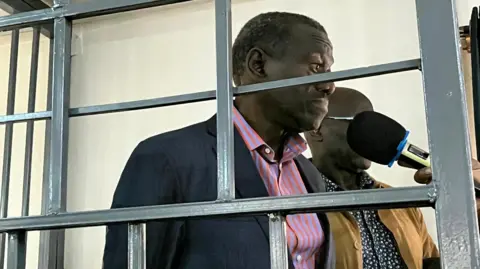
[245,47,268,80]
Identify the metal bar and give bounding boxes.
[54,0,71,7]
[415,0,480,267]
[6,232,26,269]
[269,214,288,269]
[41,15,72,269]
[235,59,420,95]
[0,0,188,32]
[0,111,51,125]
[0,9,56,32]
[0,59,421,125]
[215,0,234,201]
[47,16,71,215]
[22,27,41,218]
[38,36,54,269]
[9,26,42,269]
[0,0,53,38]
[0,185,434,232]
[0,29,20,269]
[470,7,480,160]
[128,224,145,269]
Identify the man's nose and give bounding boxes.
[316,82,335,96]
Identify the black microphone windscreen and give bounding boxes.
[346,111,407,165]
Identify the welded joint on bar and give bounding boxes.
[52,0,71,10]
[426,183,437,203]
[268,213,284,222]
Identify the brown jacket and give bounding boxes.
[326,181,439,269]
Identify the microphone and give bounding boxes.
[346,111,429,170]
[346,111,480,196]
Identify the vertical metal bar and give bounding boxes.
[215,0,235,201]
[0,29,20,269]
[40,13,72,269]
[269,214,288,269]
[38,35,54,269]
[128,224,145,269]
[416,0,480,267]
[22,27,41,218]
[470,8,480,159]
[6,232,26,269]
[8,25,41,269]
[48,17,71,216]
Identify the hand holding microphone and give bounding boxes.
[411,160,480,185]
[345,111,480,196]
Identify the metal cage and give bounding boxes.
[0,0,479,268]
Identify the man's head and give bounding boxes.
[232,12,335,133]
[305,87,373,173]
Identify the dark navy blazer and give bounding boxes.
[103,115,335,269]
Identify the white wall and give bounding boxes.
[0,0,479,268]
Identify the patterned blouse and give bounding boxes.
[322,172,407,269]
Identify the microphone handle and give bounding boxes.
[397,155,426,170]
[397,155,480,198]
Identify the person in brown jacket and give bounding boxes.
[305,86,479,269]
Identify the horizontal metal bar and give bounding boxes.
[67,59,419,117]
[0,0,54,38]
[0,9,57,32]
[237,59,420,94]
[0,59,420,124]
[70,90,217,117]
[64,0,190,19]
[0,185,434,232]
[0,111,51,124]
[0,0,188,32]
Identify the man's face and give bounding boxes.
[307,101,373,173]
[254,24,335,133]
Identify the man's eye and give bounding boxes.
[310,64,322,73]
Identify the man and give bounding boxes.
[103,12,336,269]
[305,87,480,269]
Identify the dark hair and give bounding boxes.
[232,12,327,84]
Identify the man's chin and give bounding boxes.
[310,114,327,130]
[356,161,372,171]
[290,116,324,133]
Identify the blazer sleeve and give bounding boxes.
[102,148,184,269]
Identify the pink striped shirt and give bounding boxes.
[232,107,325,269]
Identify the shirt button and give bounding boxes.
[296,255,302,262]
[265,148,272,154]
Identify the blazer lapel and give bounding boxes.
[294,155,326,193]
[206,115,296,268]
[206,115,269,236]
